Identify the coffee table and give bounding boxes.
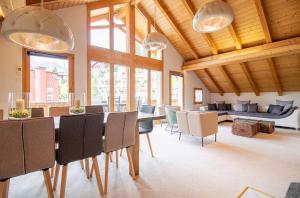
[232,119,259,137]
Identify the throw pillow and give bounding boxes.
[279,105,293,115]
[235,104,243,112]
[226,103,232,111]
[216,101,225,104]
[267,104,275,113]
[237,100,250,104]
[217,103,227,111]
[276,100,293,112]
[242,104,248,112]
[247,103,258,113]
[208,103,217,111]
[271,105,284,115]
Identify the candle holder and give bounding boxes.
[69,93,86,114]
[8,92,30,119]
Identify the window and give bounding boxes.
[151,70,162,108]
[114,65,128,111]
[135,68,148,109]
[194,88,203,104]
[170,71,184,109]
[28,52,71,107]
[91,61,110,111]
[113,4,128,52]
[90,7,110,48]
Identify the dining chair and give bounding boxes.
[31,107,45,118]
[139,105,155,157]
[103,111,138,194]
[165,107,178,133]
[49,106,70,117]
[53,114,104,198]
[85,105,104,114]
[0,109,3,120]
[0,117,55,198]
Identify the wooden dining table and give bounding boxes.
[54,112,166,176]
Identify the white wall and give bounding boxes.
[211,92,300,106]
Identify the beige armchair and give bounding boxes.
[176,111,190,140]
[187,111,218,147]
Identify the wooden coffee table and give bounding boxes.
[232,119,259,137]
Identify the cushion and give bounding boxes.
[208,103,217,111]
[216,101,225,104]
[279,104,293,115]
[276,100,293,113]
[217,103,227,111]
[271,105,284,115]
[267,104,275,113]
[226,104,232,111]
[247,103,258,113]
[237,100,250,104]
[242,104,248,112]
[235,104,243,112]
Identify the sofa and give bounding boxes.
[200,100,300,130]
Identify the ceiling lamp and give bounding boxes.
[1,5,74,52]
[143,6,167,51]
[193,0,234,33]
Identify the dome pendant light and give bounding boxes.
[143,5,167,51]
[1,0,74,52]
[193,0,234,33]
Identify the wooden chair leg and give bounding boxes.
[92,157,104,196]
[116,150,119,168]
[60,165,68,198]
[104,152,110,194]
[50,165,55,178]
[146,133,154,157]
[53,164,61,191]
[43,169,54,198]
[85,158,90,179]
[126,148,136,180]
[109,153,113,162]
[80,160,84,170]
[0,179,10,198]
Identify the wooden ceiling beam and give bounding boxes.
[266,58,283,96]
[181,0,218,55]
[202,69,224,96]
[227,24,242,50]
[183,36,300,71]
[253,0,272,43]
[240,63,260,96]
[153,0,199,59]
[219,66,240,96]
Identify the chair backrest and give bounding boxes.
[0,109,3,120]
[0,120,24,180]
[176,111,190,134]
[22,118,55,173]
[57,115,85,165]
[49,106,69,117]
[104,112,138,152]
[139,105,155,130]
[85,105,104,114]
[31,108,45,118]
[165,108,177,125]
[187,112,218,137]
[83,113,104,158]
[0,118,55,180]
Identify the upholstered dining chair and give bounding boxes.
[0,109,3,120]
[85,105,104,114]
[176,111,190,140]
[49,106,69,117]
[139,105,156,157]
[103,111,138,194]
[0,117,55,198]
[53,114,105,198]
[165,108,178,133]
[31,107,45,118]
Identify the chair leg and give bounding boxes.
[146,133,154,157]
[92,157,104,196]
[80,160,84,170]
[171,125,173,134]
[116,150,119,168]
[120,149,123,157]
[126,148,136,180]
[109,153,113,162]
[90,164,94,178]
[50,165,55,178]
[53,164,61,191]
[43,169,54,198]
[104,152,110,194]
[179,132,182,140]
[202,137,204,147]
[0,179,10,198]
[60,165,68,198]
[85,158,90,179]
[215,133,217,142]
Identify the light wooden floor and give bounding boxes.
[8,122,300,198]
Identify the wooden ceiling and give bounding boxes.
[136,0,300,95]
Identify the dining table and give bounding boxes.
[53,112,166,177]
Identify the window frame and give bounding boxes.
[193,88,203,104]
[169,71,184,108]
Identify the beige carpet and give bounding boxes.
[9,122,300,198]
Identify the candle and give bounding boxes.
[16,99,25,112]
[74,99,80,108]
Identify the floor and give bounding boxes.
[9,122,300,198]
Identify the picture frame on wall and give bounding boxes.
[194,88,203,104]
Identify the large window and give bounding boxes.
[26,51,72,108]
[135,68,148,109]
[151,70,162,108]
[90,7,110,48]
[114,65,128,111]
[91,61,110,111]
[170,71,184,109]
